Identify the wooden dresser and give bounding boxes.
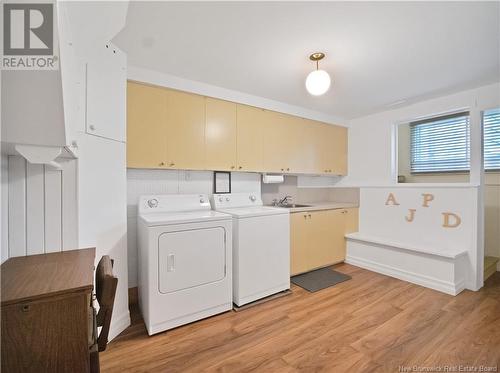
[1,248,96,373]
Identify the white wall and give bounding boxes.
[1,154,8,263]
[397,121,500,262]
[6,156,78,257]
[260,175,359,206]
[341,82,500,279]
[341,82,500,186]
[0,1,130,341]
[63,1,130,340]
[126,169,261,287]
[78,134,129,339]
[352,186,479,293]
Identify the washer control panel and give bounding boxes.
[139,194,211,214]
[211,193,263,209]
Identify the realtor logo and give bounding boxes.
[2,2,58,69]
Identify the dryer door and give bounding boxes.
[158,226,226,293]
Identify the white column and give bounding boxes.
[469,106,484,290]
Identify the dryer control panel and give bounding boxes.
[139,194,211,215]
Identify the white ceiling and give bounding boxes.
[114,1,500,120]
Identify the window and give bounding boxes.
[410,112,470,173]
[484,108,500,171]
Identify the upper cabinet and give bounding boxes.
[236,105,265,172]
[164,90,205,170]
[263,111,294,173]
[206,99,237,171]
[324,124,348,175]
[127,82,168,168]
[126,82,348,175]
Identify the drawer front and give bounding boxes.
[1,293,91,373]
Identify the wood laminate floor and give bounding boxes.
[101,264,500,372]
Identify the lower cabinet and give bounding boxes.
[290,208,359,276]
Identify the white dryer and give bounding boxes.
[137,194,232,335]
[211,193,290,307]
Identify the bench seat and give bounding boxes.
[345,233,468,296]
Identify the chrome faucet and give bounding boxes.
[278,195,292,206]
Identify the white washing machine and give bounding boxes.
[211,193,290,307]
[137,194,232,335]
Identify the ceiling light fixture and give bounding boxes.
[305,52,331,96]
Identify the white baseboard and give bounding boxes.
[108,310,131,341]
[345,255,463,296]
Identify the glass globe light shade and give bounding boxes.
[305,69,331,96]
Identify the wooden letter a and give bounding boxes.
[385,193,400,206]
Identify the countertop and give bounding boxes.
[269,201,359,213]
[1,248,95,306]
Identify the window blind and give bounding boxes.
[410,112,470,173]
[484,108,500,171]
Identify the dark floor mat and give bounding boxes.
[291,267,351,292]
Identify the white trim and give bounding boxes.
[345,183,479,188]
[345,255,464,296]
[345,232,467,259]
[469,108,485,290]
[108,310,131,342]
[127,65,346,126]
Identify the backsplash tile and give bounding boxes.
[126,170,356,287]
[126,169,261,287]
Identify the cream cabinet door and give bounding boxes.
[344,208,359,234]
[298,120,321,174]
[330,209,350,263]
[290,208,355,275]
[262,111,306,173]
[290,212,311,276]
[165,89,206,170]
[236,105,264,172]
[330,125,348,175]
[317,124,348,175]
[289,117,317,174]
[318,123,334,174]
[127,82,168,169]
[307,210,345,269]
[205,98,237,171]
[262,111,289,173]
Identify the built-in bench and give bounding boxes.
[345,232,468,295]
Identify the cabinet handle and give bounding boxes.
[303,214,307,219]
[169,162,175,167]
[159,162,165,167]
[231,166,235,170]
[308,214,312,218]
[281,168,284,172]
[287,168,290,171]
[238,166,242,170]
[341,210,347,214]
